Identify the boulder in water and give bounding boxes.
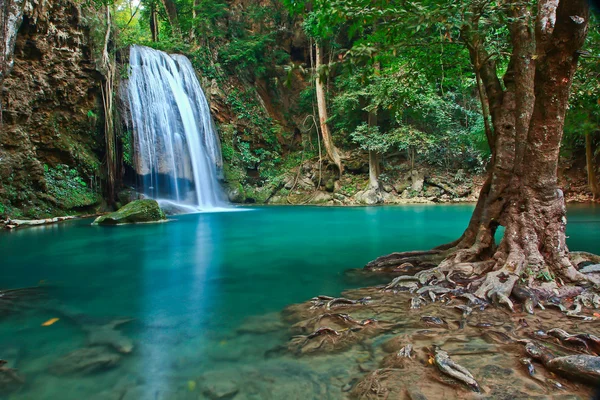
[49,347,121,375]
[93,200,166,225]
[0,361,24,394]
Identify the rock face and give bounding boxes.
[93,200,166,225]
[0,1,103,218]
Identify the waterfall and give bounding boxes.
[127,45,225,211]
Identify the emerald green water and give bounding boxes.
[1,205,599,399]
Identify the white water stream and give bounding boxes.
[127,45,226,211]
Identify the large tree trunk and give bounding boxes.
[586,132,599,200]
[370,0,591,307]
[315,42,343,174]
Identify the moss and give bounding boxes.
[93,199,166,225]
[44,164,101,210]
[243,186,270,203]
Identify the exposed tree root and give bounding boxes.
[351,368,395,399]
[365,250,447,273]
[370,240,600,316]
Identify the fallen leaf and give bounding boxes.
[187,380,196,391]
[41,318,59,327]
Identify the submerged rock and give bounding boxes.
[0,361,24,394]
[49,347,121,375]
[84,318,135,354]
[93,200,166,225]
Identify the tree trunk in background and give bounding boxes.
[150,4,159,42]
[315,42,343,175]
[586,132,599,200]
[368,109,380,190]
[368,151,380,190]
[190,0,199,42]
[368,60,381,190]
[160,0,180,37]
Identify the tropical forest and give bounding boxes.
[1,0,600,398]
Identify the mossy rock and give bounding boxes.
[117,189,138,207]
[93,200,166,225]
[325,178,336,193]
[226,182,245,203]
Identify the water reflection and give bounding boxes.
[136,214,222,395]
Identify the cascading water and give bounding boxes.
[127,45,226,211]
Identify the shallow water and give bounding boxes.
[1,204,599,399]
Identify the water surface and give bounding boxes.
[1,205,599,399]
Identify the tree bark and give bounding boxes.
[368,151,379,190]
[586,132,599,200]
[315,42,343,174]
[368,61,381,191]
[190,0,199,42]
[150,4,159,42]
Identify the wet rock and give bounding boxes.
[0,361,24,394]
[406,387,428,400]
[50,347,121,375]
[227,183,245,203]
[84,318,134,354]
[202,380,239,399]
[93,200,166,225]
[236,313,286,334]
[117,188,138,206]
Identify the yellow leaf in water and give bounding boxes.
[187,380,196,391]
[219,340,227,345]
[41,318,59,327]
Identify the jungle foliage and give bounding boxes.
[98,0,598,194]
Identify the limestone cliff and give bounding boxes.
[0,0,104,218]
